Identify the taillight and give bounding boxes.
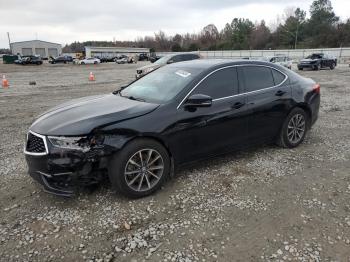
[313,84,320,94]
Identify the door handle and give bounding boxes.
[275,90,286,96]
[231,102,245,109]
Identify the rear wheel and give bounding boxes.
[81,62,85,65]
[298,67,303,71]
[330,62,335,70]
[277,108,308,148]
[94,61,98,64]
[108,138,170,198]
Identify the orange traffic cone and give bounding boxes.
[89,72,95,81]
[2,75,9,88]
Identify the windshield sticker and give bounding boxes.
[175,70,191,78]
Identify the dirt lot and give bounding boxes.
[0,61,349,262]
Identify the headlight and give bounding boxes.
[48,135,104,152]
[48,136,90,151]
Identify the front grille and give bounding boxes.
[26,132,46,153]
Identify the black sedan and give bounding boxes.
[24,60,320,198]
[49,56,73,64]
[298,53,337,70]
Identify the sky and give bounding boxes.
[0,0,349,48]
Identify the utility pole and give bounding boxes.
[294,23,299,50]
[7,32,12,54]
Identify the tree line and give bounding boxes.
[61,0,349,53]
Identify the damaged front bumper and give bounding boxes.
[24,133,124,197]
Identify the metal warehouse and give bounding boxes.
[10,40,62,58]
[85,46,150,58]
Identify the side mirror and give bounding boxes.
[167,59,174,64]
[184,94,212,108]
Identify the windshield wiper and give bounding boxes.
[127,96,145,102]
[118,91,145,102]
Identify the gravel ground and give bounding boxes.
[0,61,349,262]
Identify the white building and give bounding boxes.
[10,40,62,58]
[85,46,150,58]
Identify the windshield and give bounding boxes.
[153,55,171,65]
[120,66,201,104]
[306,54,322,59]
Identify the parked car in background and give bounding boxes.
[15,56,43,65]
[94,56,117,63]
[49,56,73,64]
[79,58,101,65]
[136,53,201,78]
[298,53,337,70]
[268,55,292,69]
[95,57,109,63]
[149,55,162,63]
[24,59,320,198]
[138,53,149,61]
[115,55,128,64]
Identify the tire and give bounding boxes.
[330,62,335,70]
[108,138,170,198]
[298,67,303,71]
[94,61,97,64]
[81,62,85,65]
[277,107,308,148]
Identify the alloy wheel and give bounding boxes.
[287,114,306,144]
[124,149,164,192]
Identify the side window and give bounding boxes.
[271,69,286,85]
[179,55,190,61]
[188,54,199,60]
[192,67,238,99]
[172,55,182,62]
[242,66,274,92]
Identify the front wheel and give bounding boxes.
[330,62,335,70]
[313,64,321,70]
[108,138,170,198]
[277,108,308,148]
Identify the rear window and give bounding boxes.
[242,66,274,92]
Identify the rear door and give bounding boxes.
[173,67,249,162]
[240,65,292,143]
[320,54,329,67]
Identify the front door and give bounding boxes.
[172,67,250,163]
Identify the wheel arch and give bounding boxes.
[108,134,175,181]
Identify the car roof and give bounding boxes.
[167,58,281,70]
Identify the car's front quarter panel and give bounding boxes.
[100,104,178,152]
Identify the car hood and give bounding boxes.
[30,94,159,136]
[300,58,317,63]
